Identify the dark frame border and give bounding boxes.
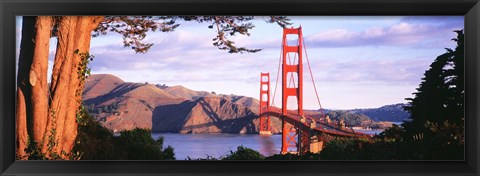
[1,0,479,175]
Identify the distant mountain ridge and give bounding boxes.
[347,103,410,122]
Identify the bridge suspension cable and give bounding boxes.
[302,36,326,119]
[271,37,284,107]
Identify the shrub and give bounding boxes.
[73,108,120,160]
[73,106,175,160]
[222,146,264,160]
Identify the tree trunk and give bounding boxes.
[16,16,36,160]
[16,16,104,159]
[43,16,104,158]
[16,16,53,159]
[30,16,53,148]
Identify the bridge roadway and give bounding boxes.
[261,107,371,138]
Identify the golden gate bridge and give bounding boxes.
[258,27,370,155]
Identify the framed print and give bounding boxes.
[1,0,479,175]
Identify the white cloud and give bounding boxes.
[309,29,357,42]
[315,58,431,85]
[301,20,458,49]
[362,27,386,38]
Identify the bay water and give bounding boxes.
[151,127,391,160]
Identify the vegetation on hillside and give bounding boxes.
[325,110,373,126]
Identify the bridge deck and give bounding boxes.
[261,108,371,138]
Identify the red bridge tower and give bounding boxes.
[281,27,306,154]
[259,72,272,135]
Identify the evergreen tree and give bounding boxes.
[403,30,464,138]
[447,30,464,124]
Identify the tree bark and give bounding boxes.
[16,16,53,160]
[30,16,53,147]
[43,16,104,158]
[17,16,104,159]
[42,16,78,157]
[16,16,35,160]
[61,16,104,154]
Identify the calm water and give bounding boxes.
[151,133,283,160]
[151,129,395,160]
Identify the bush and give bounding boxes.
[317,121,464,160]
[222,146,264,160]
[73,108,120,160]
[318,138,359,160]
[115,128,160,159]
[73,106,175,160]
[163,145,176,160]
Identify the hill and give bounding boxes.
[349,103,410,122]
[152,96,281,134]
[83,74,124,100]
[82,74,281,133]
[162,85,212,100]
[83,75,184,132]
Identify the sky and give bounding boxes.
[16,16,464,110]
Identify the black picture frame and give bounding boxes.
[1,0,479,175]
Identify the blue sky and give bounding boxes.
[16,16,464,110]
